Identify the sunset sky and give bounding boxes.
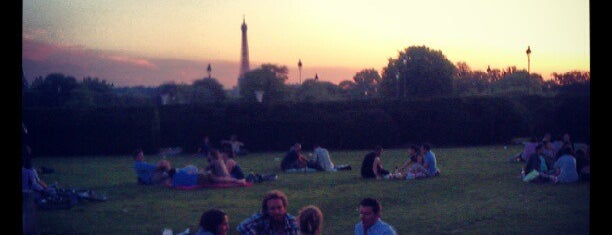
[22,0,590,89]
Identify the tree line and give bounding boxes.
[22,45,590,108]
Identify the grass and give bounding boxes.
[29,145,589,234]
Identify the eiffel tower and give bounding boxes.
[237,15,250,96]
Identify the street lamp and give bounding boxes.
[298,59,303,85]
[526,46,532,95]
[207,63,212,79]
[526,46,531,75]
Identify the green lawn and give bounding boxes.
[29,145,589,234]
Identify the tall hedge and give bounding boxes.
[22,95,589,156]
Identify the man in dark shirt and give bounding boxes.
[281,143,308,171]
[361,145,389,179]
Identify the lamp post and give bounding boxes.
[526,46,531,94]
[207,63,212,79]
[526,46,531,75]
[298,59,303,85]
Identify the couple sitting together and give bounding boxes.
[280,143,351,172]
[361,144,440,180]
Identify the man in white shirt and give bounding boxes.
[311,144,336,171]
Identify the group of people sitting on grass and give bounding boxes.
[361,144,440,180]
[193,189,396,235]
[515,132,590,184]
[278,142,440,181]
[133,144,275,189]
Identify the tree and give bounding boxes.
[380,45,456,98]
[239,63,289,103]
[76,77,116,106]
[552,71,590,95]
[191,78,226,103]
[81,77,114,93]
[292,79,344,102]
[490,70,543,96]
[157,82,179,105]
[352,69,381,98]
[453,71,490,96]
[338,79,366,99]
[29,73,79,107]
[552,71,590,86]
[455,61,471,78]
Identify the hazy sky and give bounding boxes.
[22,0,590,88]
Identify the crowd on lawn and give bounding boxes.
[512,132,590,184]
[23,126,589,235]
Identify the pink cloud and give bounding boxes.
[104,55,158,70]
[22,39,56,61]
[22,38,361,88]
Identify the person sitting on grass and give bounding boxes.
[421,143,441,177]
[236,190,299,235]
[204,150,248,186]
[308,143,351,172]
[221,134,248,156]
[360,145,390,180]
[281,143,309,171]
[354,197,397,235]
[574,146,590,181]
[541,140,557,168]
[22,155,51,200]
[391,145,420,178]
[541,146,580,184]
[404,152,428,180]
[390,147,427,180]
[509,136,539,163]
[522,143,552,183]
[221,144,246,180]
[133,148,171,185]
[297,205,323,235]
[196,208,230,235]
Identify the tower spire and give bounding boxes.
[237,15,250,96]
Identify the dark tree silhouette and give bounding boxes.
[380,45,456,98]
[238,63,289,103]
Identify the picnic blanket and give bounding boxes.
[173,181,253,190]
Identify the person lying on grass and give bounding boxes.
[167,150,247,188]
[133,148,171,185]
